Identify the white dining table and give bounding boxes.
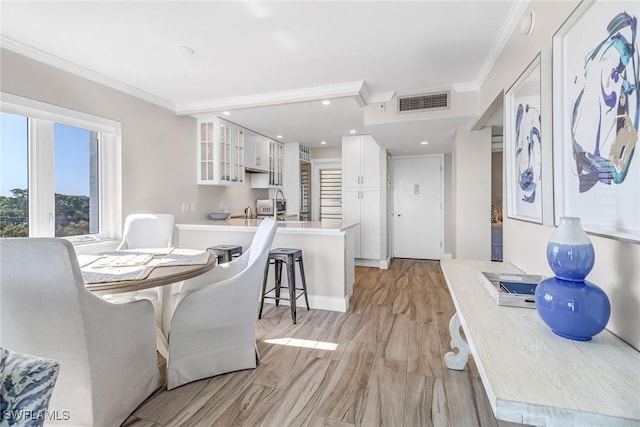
[79,248,217,358]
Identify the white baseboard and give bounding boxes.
[442,253,453,260]
[261,290,348,312]
[355,258,387,269]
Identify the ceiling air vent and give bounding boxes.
[398,91,450,113]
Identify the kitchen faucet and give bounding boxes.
[274,189,285,218]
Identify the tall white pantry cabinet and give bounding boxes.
[342,135,384,263]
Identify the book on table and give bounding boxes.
[478,271,544,309]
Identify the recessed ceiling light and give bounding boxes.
[223,111,231,115]
[322,100,331,106]
[350,130,356,134]
[420,141,429,145]
[277,135,283,139]
[321,141,327,145]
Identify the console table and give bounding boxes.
[440,260,640,426]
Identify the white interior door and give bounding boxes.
[393,155,443,259]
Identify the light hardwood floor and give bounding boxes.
[124,259,521,427]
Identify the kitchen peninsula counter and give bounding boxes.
[178,218,357,234]
[176,219,358,312]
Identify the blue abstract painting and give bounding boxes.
[571,10,638,193]
[506,55,543,223]
[554,1,640,241]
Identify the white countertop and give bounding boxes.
[177,218,358,234]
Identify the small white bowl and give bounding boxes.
[209,212,230,220]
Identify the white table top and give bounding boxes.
[440,259,640,426]
[81,249,216,295]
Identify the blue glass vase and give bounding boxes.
[535,217,610,341]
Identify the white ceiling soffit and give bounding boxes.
[176,81,368,115]
[221,96,364,147]
[367,116,475,156]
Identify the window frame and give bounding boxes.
[319,167,343,221]
[1,92,122,244]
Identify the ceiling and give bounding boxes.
[0,1,523,154]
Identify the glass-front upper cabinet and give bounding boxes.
[251,138,284,189]
[275,140,284,187]
[197,117,245,185]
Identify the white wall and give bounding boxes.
[199,184,268,218]
[491,152,503,206]
[443,153,454,256]
[311,146,341,159]
[380,148,389,263]
[479,0,640,349]
[452,128,491,260]
[0,49,263,232]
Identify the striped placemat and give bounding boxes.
[147,249,211,267]
[82,265,155,284]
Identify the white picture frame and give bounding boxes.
[553,1,640,242]
[505,53,549,224]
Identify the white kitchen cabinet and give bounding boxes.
[342,189,361,257]
[244,130,268,172]
[197,117,245,185]
[342,188,380,259]
[251,139,284,188]
[342,135,380,188]
[342,134,384,261]
[255,135,269,172]
[359,188,381,259]
[274,140,284,187]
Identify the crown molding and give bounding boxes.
[475,0,530,89]
[176,81,368,115]
[1,35,175,111]
[451,81,480,93]
[454,0,530,94]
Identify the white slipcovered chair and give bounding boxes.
[0,238,161,426]
[116,213,176,301]
[166,217,277,390]
[117,213,175,251]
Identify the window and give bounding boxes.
[54,123,99,237]
[0,93,121,243]
[300,163,311,221]
[0,112,29,237]
[320,168,342,220]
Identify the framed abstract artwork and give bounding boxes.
[505,54,544,223]
[553,1,640,242]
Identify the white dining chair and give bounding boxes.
[113,213,176,308]
[0,238,161,426]
[166,218,277,390]
[117,213,175,251]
